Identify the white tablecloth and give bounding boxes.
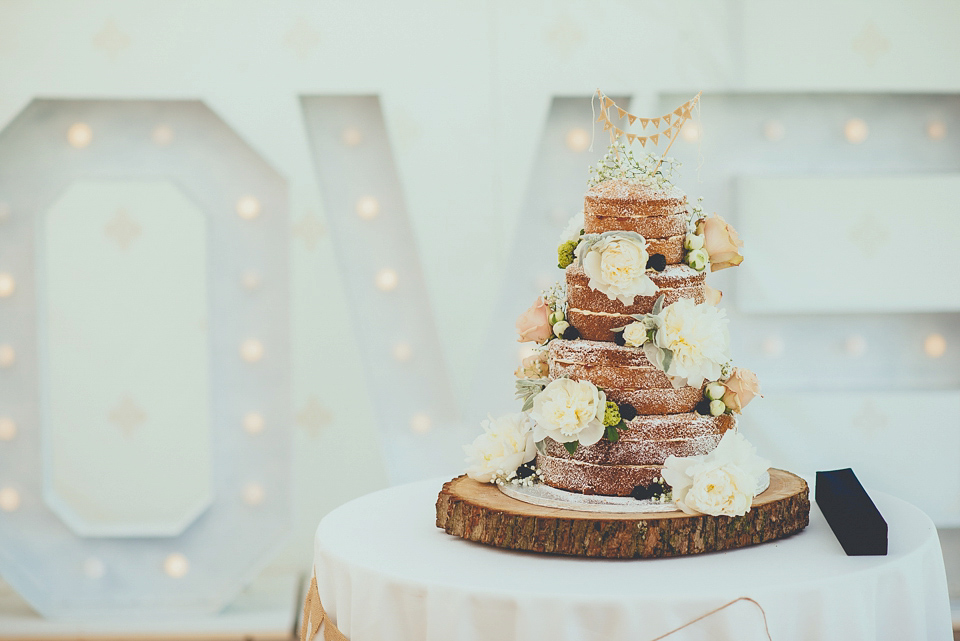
[313,478,952,641]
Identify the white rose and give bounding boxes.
[643,297,730,388]
[559,211,585,245]
[580,234,658,305]
[464,413,537,483]
[621,322,648,348]
[530,378,606,446]
[661,430,770,516]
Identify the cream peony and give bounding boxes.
[530,378,606,446]
[579,234,658,305]
[621,322,649,348]
[464,413,537,483]
[559,211,585,245]
[516,297,553,344]
[662,430,770,516]
[697,214,744,271]
[722,368,762,413]
[643,298,730,388]
[515,351,550,379]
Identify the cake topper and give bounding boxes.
[595,89,702,173]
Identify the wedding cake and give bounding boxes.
[462,142,775,518]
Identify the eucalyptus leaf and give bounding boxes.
[563,441,578,456]
[661,348,674,374]
[652,294,666,315]
[535,439,546,455]
[606,425,620,443]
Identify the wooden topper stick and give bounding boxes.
[651,91,701,175]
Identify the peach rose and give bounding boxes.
[721,368,762,413]
[704,284,723,306]
[516,297,552,344]
[515,352,549,379]
[697,214,744,271]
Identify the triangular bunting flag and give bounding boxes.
[683,108,692,119]
[651,134,659,144]
[652,118,661,128]
[674,106,684,117]
[664,114,672,125]
[616,107,626,120]
[639,137,647,147]
[602,120,612,132]
[640,118,650,129]
[614,126,624,137]
[664,128,673,139]
[627,133,636,144]
[603,97,614,109]
[596,111,607,123]
[628,114,637,125]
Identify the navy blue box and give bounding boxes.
[816,468,887,556]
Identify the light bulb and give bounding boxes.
[0,273,14,298]
[844,118,869,144]
[240,269,262,291]
[0,202,10,223]
[924,333,947,358]
[83,557,106,579]
[240,339,264,363]
[762,120,785,142]
[236,195,261,220]
[355,196,380,220]
[565,128,590,152]
[243,412,264,435]
[761,336,784,357]
[151,125,174,146]
[375,268,398,292]
[0,344,14,368]
[392,341,413,362]
[926,120,947,141]
[0,487,20,512]
[163,553,189,578]
[242,483,265,506]
[410,413,431,434]
[67,123,93,149]
[341,126,363,147]
[0,417,16,441]
[844,334,867,357]
[681,121,701,143]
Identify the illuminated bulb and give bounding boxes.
[0,273,14,298]
[236,195,262,220]
[355,196,380,220]
[0,344,14,368]
[163,553,189,578]
[924,333,947,358]
[67,123,93,149]
[762,120,785,142]
[240,269,262,291]
[243,412,265,435]
[375,268,398,292]
[761,336,784,357]
[926,120,947,141]
[410,413,432,434]
[0,417,16,441]
[0,202,10,223]
[681,121,701,143]
[518,345,537,361]
[845,334,867,357]
[240,339,264,363]
[242,483,265,506]
[0,487,20,512]
[341,126,363,147]
[151,125,174,146]
[392,341,413,362]
[844,118,869,144]
[565,128,590,152]
[83,557,106,580]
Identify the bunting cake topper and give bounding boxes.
[595,89,702,172]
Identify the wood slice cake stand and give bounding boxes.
[436,469,810,559]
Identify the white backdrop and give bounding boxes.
[0,0,958,576]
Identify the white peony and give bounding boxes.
[621,322,649,348]
[579,234,658,305]
[661,430,770,517]
[464,413,537,483]
[643,297,730,388]
[559,211,585,245]
[530,378,606,446]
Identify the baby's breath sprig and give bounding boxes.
[587,141,682,189]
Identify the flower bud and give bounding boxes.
[709,399,726,416]
[548,310,565,325]
[552,320,570,338]
[705,382,726,401]
[684,233,704,251]
[686,248,709,272]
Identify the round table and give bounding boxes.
[312,478,952,641]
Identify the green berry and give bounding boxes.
[705,382,726,401]
[603,401,621,427]
[552,320,570,338]
[548,310,565,325]
[709,399,726,416]
[557,240,578,269]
